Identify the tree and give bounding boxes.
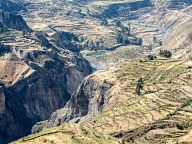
[135,78,144,95]
[116,33,123,43]
[147,55,157,61]
[159,40,163,46]
[115,20,122,27]
[122,37,129,45]
[159,50,172,58]
[153,36,158,43]
[101,19,108,26]
[121,26,131,36]
[137,38,143,46]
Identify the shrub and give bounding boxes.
[159,40,163,46]
[176,124,184,130]
[147,55,157,61]
[135,78,144,95]
[115,20,122,27]
[101,19,108,26]
[159,50,172,58]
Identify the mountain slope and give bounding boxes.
[141,4,192,60]
[26,57,192,144]
[0,11,30,31]
[0,0,26,13]
[2,0,192,144]
[13,124,120,144]
[0,11,92,144]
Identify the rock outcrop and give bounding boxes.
[32,72,116,132]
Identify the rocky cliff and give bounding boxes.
[0,12,92,143]
[0,11,30,31]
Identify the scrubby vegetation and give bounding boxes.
[101,19,108,26]
[147,54,157,61]
[115,22,142,46]
[135,78,144,95]
[159,50,172,58]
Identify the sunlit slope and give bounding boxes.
[12,124,120,144]
[15,57,192,144]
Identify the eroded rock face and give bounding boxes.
[0,12,30,31]
[32,71,116,132]
[0,49,92,143]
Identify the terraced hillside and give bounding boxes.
[140,4,192,60]
[86,58,192,144]
[15,57,192,144]
[1,0,192,143]
[13,124,120,144]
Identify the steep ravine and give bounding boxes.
[0,12,92,144]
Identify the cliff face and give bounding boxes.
[0,51,91,143]
[0,12,92,144]
[32,72,116,131]
[0,12,30,31]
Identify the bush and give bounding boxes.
[116,34,123,43]
[159,50,172,58]
[176,124,184,130]
[135,78,144,95]
[115,20,122,27]
[147,55,157,61]
[101,19,108,26]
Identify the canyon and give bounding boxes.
[0,0,192,144]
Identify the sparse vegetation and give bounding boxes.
[101,19,108,26]
[115,20,122,27]
[135,78,144,95]
[147,54,157,61]
[176,124,184,130]
[159,50,172,58]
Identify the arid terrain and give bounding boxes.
[0,0,192,144]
